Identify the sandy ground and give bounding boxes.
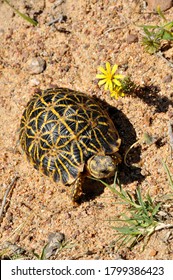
[0,0,173,260]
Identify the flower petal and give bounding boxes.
[114,74,124,79]
[96,74,106,79]
[110,91,115,97]
[98,66,107,74]
[108,81,113,91]
[98,79,106,86]
[113,79,122,87]
[115,93,119,99]
[104,81,109,90]
[106,62,111,73]
[111,64,118,75]
[111,90,118,99]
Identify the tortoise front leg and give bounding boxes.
[71,173,84,202]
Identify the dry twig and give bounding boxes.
[156,51,173,69]
[0,175,19,221]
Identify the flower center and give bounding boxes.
[106,72,113,81]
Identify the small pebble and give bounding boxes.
[146,0,173,11]
[56,0,65,5]
[26,57,46,74]
[126,34,138,44]
[30,78,40,87]
[163,74,172,83]
[0,28,5,36]
[43,232,65,259]
[149,249,158,257]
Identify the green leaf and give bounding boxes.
[156,6,167,22]
[142,25,159,30]
[163,21,173,30]
[136,188,149,215]
[3,0,38,26]
[151,203,161,217]
[143,26,153,37]
[162,30,173,40]
[113,226,141,235]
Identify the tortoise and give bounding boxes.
[19,87,121,201]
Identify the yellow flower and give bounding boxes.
[110,86,125,100]
[96,62,124,91]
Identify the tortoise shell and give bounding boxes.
[19,87,121,187]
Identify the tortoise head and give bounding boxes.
[86,153,121,179]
